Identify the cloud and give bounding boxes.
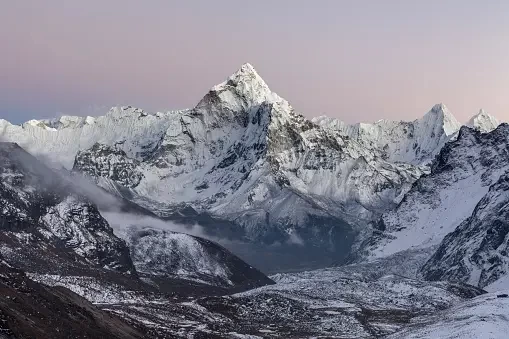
[286,232,304,246]
[100,211,209,240]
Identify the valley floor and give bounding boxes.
[67,257,509,339]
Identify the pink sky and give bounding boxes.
[1,1,509,123]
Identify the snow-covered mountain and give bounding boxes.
[366,125,509,258]
[314,106,501,166]
[0,64,428,271]
[0,63,504,274]
[313,103,462,165]
[102,212,275,289]
[466,109,500,133]
[360,124,509,290]
[2,62,509,337]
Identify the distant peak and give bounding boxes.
[427,103,456,121]
[430,103,449,114]
[469,108,496,121]
[422,103,460,136]
[467,109,500,133]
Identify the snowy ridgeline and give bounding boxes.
[0,63,502,254]
[0,64,506,269]
[0,62,508,283]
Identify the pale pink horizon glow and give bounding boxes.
[1,1,509,124]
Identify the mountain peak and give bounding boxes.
[211,63,271,99]
[471,108,494,120]
[467,109,500,133]
[234,62,259,78]
[430,103,449,114]
[422,103,460,136]
[196,63,281,116]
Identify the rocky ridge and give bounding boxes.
[0,141,272,294]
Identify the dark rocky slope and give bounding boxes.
[0,256,146,339]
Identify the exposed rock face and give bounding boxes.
[73,143,144,188]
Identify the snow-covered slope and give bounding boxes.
[102,211,274,289]
[421,172,509,290]
[466,109,501,133]
[365,125,509,260]
[389,291,509,339]
[354,123,509,290]
[313,103,461,165]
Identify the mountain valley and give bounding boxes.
[0,64,508,338]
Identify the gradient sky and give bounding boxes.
[1,1,509,124]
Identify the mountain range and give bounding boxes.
[0,63,508,338]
